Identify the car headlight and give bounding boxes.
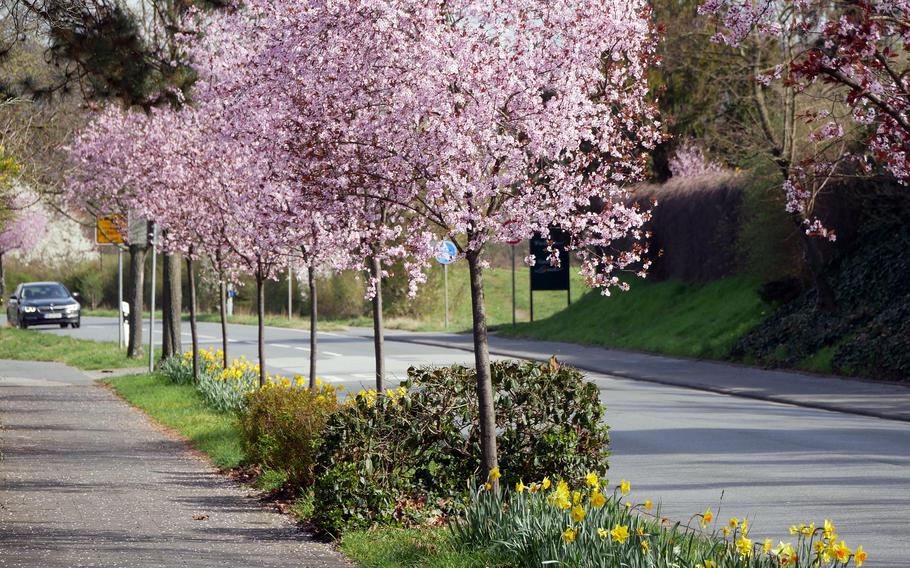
[21,306,37,313]
[65,304,80,312]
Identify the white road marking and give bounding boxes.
[294,347,310,352]
[270,343,293,349]
[323,351,343,357]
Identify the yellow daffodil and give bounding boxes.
[515,480,525,494]
[572,490,582,505]
[484,482,492,491]
[571,504,586,523]
[644,499,653,511]
[591,491,606,509]
[597,527,608,539]
[721,527,730,537]
[529,483,539,494]
[640,540,650,553]
[625,501,632,509]
[855,545,867,567]
[728,517,739,529]
[763,538,772,554]
[488,467,501,481]
[542,477,551,490]
[610,525,630,544]
[823,519,836,540]
[585,472,599,488]
[775,542,797,566]
[619,479,631,495]
[735,536,753,557]
[833,540,852,563]
[562,527,576,544]
[700,507,714,528]
[636,526,646,536]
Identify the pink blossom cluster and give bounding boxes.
[66,0,662,296]
[668,140,725,179]
[0,192,48,256]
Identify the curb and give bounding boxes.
[384,336,910,425]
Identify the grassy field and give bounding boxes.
[102,373,244,469]
[0,326,154,370]
[499,276,771,360]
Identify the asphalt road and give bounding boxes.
[13,316,910,565]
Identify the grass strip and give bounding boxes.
[101,372,243,469]
[0,327,151,370]
[340,527,511,568]
[499,276,770,360]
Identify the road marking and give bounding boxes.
[271,343,293,349]
[294,347,310,352]
[323,351,343,357]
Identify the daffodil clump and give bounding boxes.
[163,349,338,413]
[451,469,868,568]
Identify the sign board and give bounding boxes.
[95,214,126,245]
[434,240,458,265]
[529,230,569,291]
[127,211,148,246]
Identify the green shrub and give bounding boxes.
[239,383,339,489]
[312,359,610,535]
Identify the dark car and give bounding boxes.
[6,281,81,329]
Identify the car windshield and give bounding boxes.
[21,284,71,301]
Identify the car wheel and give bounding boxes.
[60,323,68,328]
[73,319,81,329]
[19,318,27,330]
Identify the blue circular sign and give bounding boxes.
[435,240,458,265]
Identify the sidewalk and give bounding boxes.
[0,359,352,568]
[382,330,910,423]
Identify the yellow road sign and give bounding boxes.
[96,214,126,245]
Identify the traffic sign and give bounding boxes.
[434,240,458,264]
[502,219,522,245]
[96,214,126,245]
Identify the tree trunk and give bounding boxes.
[370,255,385,392]
[256,260,267,387]
[187,256,199,381]
[467,251,499,486]
[308,263,318,389]
[0,252,6,302]
[219,278,229,368]
[127,244,147,359]
[161,251,182,359]
[803,232,836,311]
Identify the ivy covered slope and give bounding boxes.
[501,221,909,382]
[735,224,910,381]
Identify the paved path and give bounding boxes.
[0,360,352,568]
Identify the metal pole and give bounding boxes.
[443,263,449,329]
[117,248,124,350]
[511,245,516,325]
[148,228,157,372]
[288,261,293,321]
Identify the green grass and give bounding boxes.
[499,276,771,360]
[83,308,346,331]
[0,326,153,370]
[340,527,510,568]
[102,373,244,469]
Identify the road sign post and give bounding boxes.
[434,240,458,329]
[288,262,293,321]
[502,220,521,325]
[148,225,157,372]
[117,248,124,350]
